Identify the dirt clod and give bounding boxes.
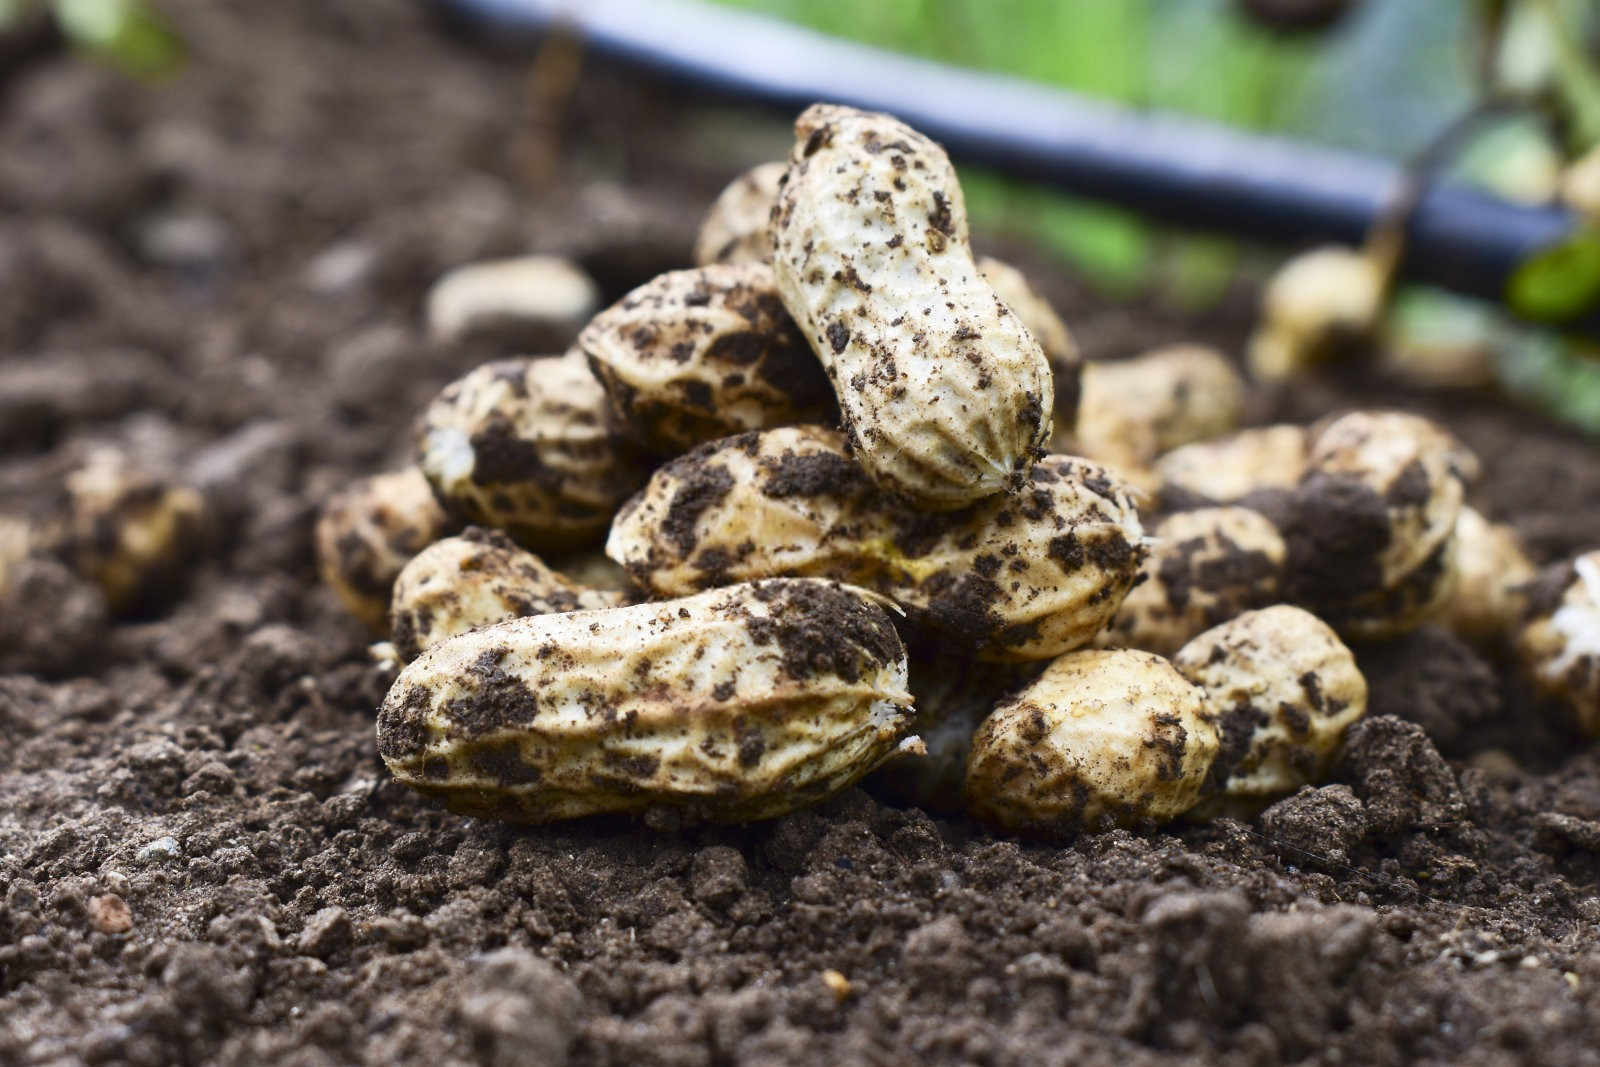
[1258,783,1368,866]
[1334,716,1466,834]
[455,948,584,1067]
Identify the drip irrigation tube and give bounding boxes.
[439,0,1588,320]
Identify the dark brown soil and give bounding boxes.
[3,3,1600,1065]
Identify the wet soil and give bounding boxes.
[2,2,1599,1065]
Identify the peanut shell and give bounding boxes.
[1306,410,1468,589]
[1445,506,1536,645]
[606,425,1145,661]
[964,649,1219,832]
[694,161,786,266]
[1517,551,1600,737]
[1174,605,1367,804]
[1071,344,1244,476]
[417,350,648,551]
[390,527,627,662]
[579,262,831,455]
[976,255,1081,426]
[771,104,1052,508]
[1155,425,1310,507]
[49,449,206,613]
[1248,245,1384,381]
[1097,507,1286,656]
[316,466,452,632]
[378,578,914,823]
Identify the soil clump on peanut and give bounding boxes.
[2,3,1600,1064]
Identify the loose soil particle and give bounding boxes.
[2,3,1599,1065]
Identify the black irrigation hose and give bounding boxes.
[439,0,1589,324]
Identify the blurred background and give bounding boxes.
[3,0,1600,432]
[649,0,1600,430]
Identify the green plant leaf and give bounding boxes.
[1161,233,1237,310]
[1495,328,1600,432]
[1507,226,1600,322]
[962,168,1152,296]
[54,0,183,77]
[1541,0,1600,151]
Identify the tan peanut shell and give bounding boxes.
[1332,533,1459,642]
[316,466,452,632]
[605,425,1145,661]
[688,175,1077,431]
[964,649,1219,832]
[578,262,832,454]
[1517,551,1600,737]
[1071,345,1245,477]
[1174,605,1366,804]
[377,578,914,823]
[416,350,648,551]
[1227,411,1468,638]
[1097,507,1286,656]
[1445,506,1536,645]
[976,255,1082,426]
[1155,425,1310,506]
[49,449,206,613]
[425,255,599,349]
[1306,410,1467,589]
[1248,245,1384,381]
[390,527,626,662]
[694,161,786,266]
[771,104,1052,508]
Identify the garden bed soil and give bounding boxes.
[2,3,1599,1065]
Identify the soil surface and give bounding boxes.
[3,3,1600,1065]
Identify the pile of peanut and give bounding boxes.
[314,103,1599,834]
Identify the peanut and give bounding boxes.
[377,578,914,823]
[605,425,1146,661]
[48,449,206,613]
[1304,411,1466,592]
[1331,533,1459,642]
[315,466,451,633]
[1516,551,1600,737]
[1446,505,1536,644]
[1173,605,1367,804]
[694,161,786,266]
[1248,245,1385,381]
[691,176,1083,432]
[390,527,628,662]
[976,256,1082,428]
[1070,345,1245,478]
[1097,507,1286,656]
[771,104,1053,508]
[964,649,1219,832]
[578,262,832,454]
[417,349,649,550]
[426,255,599,350]
[1155,425,1310,507]
[1238,411,1470,637]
